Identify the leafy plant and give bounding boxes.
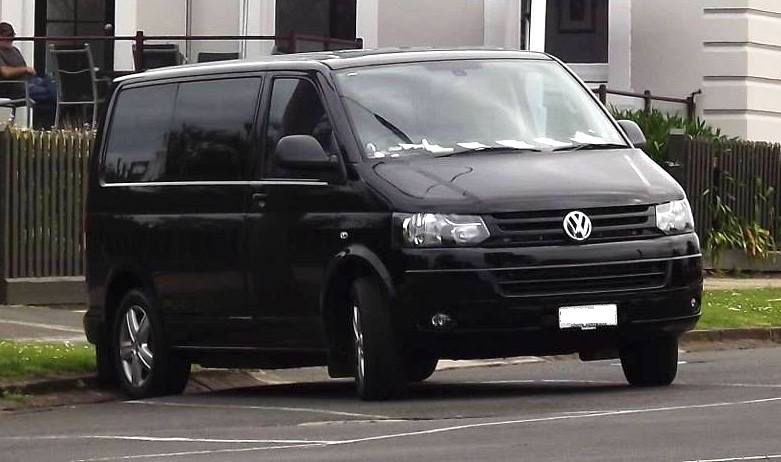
[704,175,777,262]
[610,108,731,163]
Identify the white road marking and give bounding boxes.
[0,435,333,445]
[610,360,688,366]
[127,400,391,420]
[327,396,781,446]
[0,319,83,333]
[70,443,325,462]
[684,454,781,462]
[66,395,781,461]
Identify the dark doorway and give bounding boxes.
[544,0,608,63]
[34,0,115,74]
[275,0,356,53]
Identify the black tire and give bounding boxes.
[95,340,116,385]
[406,357,438,383]
[112,289,190,399]
[619,336,679,387]
[350,276,406,400]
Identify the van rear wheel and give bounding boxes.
[112,289,190,399]
[350,276,406,400]
[619,336,679,386]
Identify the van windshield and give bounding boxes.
[335,59,627,159]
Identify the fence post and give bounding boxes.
[288,31,297,54]
[0,130,7,301]
[667,131,688,186]
[643,90,652,113]
[686,90,701,121]
[133,30,145,71]
[597,84,607,105]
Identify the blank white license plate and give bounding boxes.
[559,304,617,329]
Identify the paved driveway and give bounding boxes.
[1,347,780,462]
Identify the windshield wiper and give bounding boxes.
[435,146,542,158]
[553,143,629,152]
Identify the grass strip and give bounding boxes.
[699,288,781,329]
[0,341,95,380]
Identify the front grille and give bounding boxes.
[494,259,671,297]
[485,204,663,247]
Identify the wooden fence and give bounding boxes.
[0,128,93,304]
[0,128,779,303]
[669,134,781,243]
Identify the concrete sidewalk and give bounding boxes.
[0,305,86,343]
[704,276,781,290]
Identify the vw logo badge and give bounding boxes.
[563,211,592,242]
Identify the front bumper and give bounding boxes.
[393,234,703,358]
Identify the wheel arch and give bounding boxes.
[320,244,395,377]
[103,267,156,333]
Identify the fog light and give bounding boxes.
[431,313,454,329]
[690,298,697,308]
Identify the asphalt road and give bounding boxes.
[2,347,781,462]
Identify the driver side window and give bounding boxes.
[264,77,338,180]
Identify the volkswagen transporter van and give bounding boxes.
[85,49,703,400]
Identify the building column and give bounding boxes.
[608,0,631,89]
[356,0,378,48]
[114,0,138,71]
[528,0,546,52]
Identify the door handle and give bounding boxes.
[251,192,269,209]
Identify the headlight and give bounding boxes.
[655,199,694,234]
[397,213,490,247]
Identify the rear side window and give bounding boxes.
[103,84,176,183]
[102,77,261,183]
[166,78,261,181]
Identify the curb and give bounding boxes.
[0,370,260,397]
[681,327,781,346]
[2,328,780,397]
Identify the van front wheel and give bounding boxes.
[619,336,678,386]
[350,276,406,400]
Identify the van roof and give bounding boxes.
[115,48,552,84]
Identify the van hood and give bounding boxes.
[368,149,685,213]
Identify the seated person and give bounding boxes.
[0,22,56,105]
[0,22,36,100]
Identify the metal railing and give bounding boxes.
[593,85,702,120]
[12,31,363,72]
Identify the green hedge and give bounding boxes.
[610,109,730,163]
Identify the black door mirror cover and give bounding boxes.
[276,135,335,171]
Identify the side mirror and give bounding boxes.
[617,120,647,150]
[276,135,335,171]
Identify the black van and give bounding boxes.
[85,49,702,400]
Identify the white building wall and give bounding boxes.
[630,0,703,100]
[701,0,781,142]
[377,0,484,48]
[187,0,241,62]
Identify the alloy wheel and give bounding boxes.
[352,303,365,382]
[118,304,154,388]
